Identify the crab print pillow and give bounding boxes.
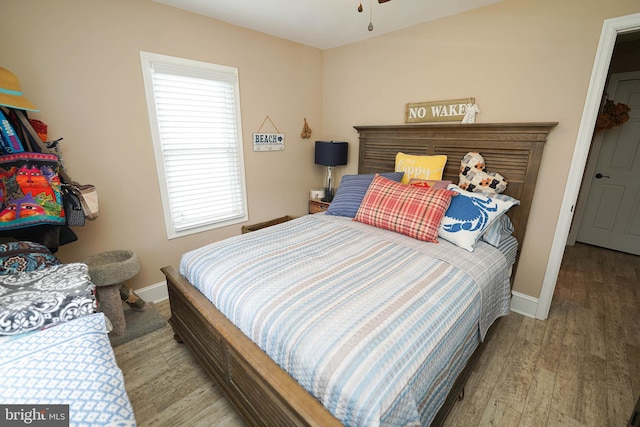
[438,184,519,251]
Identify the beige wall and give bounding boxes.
[2,0,640,302]
[322,0,640,299]
[0,0,324,290]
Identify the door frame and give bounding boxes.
[537,12,640,320]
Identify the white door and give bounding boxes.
[576,72,640,255]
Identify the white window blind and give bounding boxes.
[140,52,247,238]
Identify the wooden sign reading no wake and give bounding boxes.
[405,98,475,123]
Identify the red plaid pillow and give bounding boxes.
[354,174,455,242]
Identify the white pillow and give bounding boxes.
[438,185,519,251]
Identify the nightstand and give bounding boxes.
[309,199,330,214]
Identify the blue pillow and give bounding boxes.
[326,172,404,218]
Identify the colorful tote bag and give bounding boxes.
[0,152,65,230]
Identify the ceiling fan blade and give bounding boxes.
[378,0,391,3]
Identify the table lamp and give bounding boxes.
[314,141,348,203]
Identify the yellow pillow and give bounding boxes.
[395,153,447,184]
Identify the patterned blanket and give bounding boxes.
[0,263,96,335]
[0,313,135,426]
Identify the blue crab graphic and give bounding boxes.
[443,195,498,232]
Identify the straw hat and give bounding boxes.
[0,67,38,111]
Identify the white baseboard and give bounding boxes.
[135,280,168,304]
[510,291,538,319]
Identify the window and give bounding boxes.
[140,52,247,239]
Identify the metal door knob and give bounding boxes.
[595,173,610,179]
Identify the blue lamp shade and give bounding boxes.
[314,141,348,166]
[314,141,348,203]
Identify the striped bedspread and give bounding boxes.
[180,214,513,426]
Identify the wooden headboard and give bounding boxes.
[354,123,557,265]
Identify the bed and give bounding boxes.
[162,122,556,426]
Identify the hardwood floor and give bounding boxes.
[114,243,640,426]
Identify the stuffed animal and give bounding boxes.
[458,152,507,194]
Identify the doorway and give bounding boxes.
[572,71,640,255]
[537,12,640,320]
